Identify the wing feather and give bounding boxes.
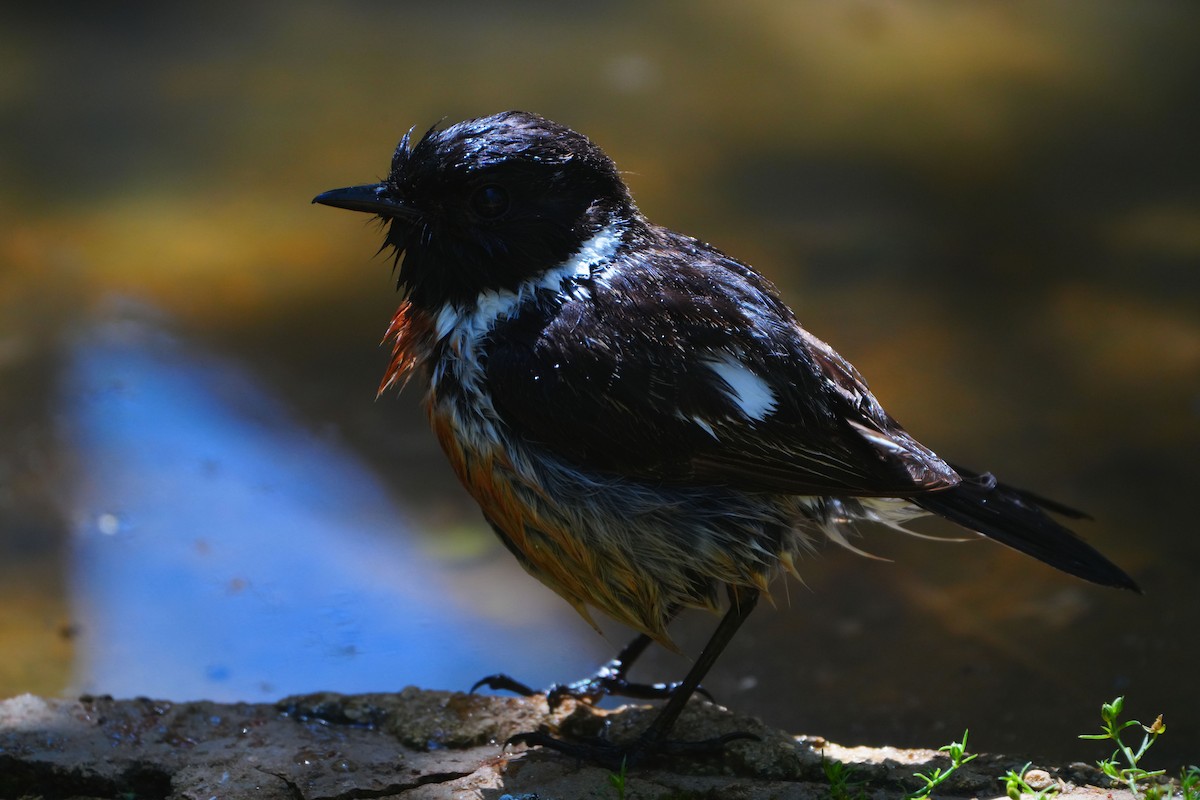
[484,226,959,498]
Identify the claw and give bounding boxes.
[469,673,538,696]
[472,631,716,710]
[544,677,714,710]
[475,671,713,709]
[489,589,761,770]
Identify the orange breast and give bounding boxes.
[427,402,613,627]
[378,300,435,396]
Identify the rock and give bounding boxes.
[0,690,1135,799]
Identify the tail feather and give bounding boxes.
[914,466,1140,592]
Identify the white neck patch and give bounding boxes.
[434,220,624,342]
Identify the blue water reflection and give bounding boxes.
[59,300,604,701]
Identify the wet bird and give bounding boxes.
[314,110,1138,766]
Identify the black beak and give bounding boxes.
[313,183,411,217]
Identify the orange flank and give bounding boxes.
[425,402,598,621]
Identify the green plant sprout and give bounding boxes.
[1078,696,1166,797]
[1177,765,1200,800]
[1001,762,1060,800]
[906,730,978,800]
[608,755,628,800]
[823,754,869,800]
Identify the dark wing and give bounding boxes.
[484,226,960,497]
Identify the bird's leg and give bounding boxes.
[471,633,651,702]
[545,631,718,708]
[473,623,712,709]
[508,587,761,769]
[471,632,654,703]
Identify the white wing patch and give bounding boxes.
[704,353,777,421]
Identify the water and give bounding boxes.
[1,1,1196,767]
[58,301,607,700]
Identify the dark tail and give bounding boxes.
[913,465,1140,592]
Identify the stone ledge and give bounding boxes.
[0,690,1131,800]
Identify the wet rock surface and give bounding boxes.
[0,690,1133,799]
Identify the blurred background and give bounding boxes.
[1,1,1196,768]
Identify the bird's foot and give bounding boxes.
[471,670,712,710]
[469,673,540,698]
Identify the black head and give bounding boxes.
[314,111,635,309]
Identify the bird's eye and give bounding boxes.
[470,184,510,219]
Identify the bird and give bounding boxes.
[313,110,1139,766]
